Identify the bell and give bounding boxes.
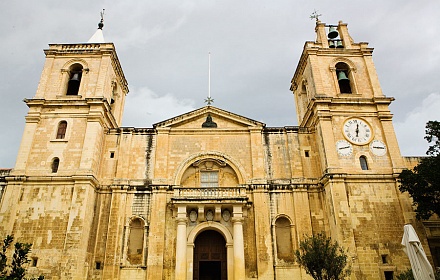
[328,26,338,39]
[70,73,80,82]
[336,40,344,48]
[337,71,349,81]
[328,40,336,48]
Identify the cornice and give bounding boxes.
[23,98,118,128]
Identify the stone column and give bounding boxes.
[232,215,245,279]
[175,206,188,280]
[226,243,234,280]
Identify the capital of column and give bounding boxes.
[231,217,244,224]
[176,217,188,225]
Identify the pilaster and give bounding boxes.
[102,185,129,279]
[251,186,275,279]
[146,186,168,280]
[250,128,265,182]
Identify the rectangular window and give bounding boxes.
[201,171,218,187]
[384,271,393,280]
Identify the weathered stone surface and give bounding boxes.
[0,21,438,280]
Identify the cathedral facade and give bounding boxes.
[0,21,438,280]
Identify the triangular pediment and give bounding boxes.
[153,106,265,129]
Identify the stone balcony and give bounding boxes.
[171,186,248,203]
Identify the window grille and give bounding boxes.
[201,171,218,187]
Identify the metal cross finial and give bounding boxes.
[98,9,105,29]
[310,10,322,22]
[204,97,214,105]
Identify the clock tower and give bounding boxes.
[290,20,412,277]
[290,20,406,175]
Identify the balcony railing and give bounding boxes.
[172,187,247,201]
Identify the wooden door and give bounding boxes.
[193,230,227,280]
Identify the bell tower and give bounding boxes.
[14,21,128,175]
[2,20,128,279]
[290,21,410,279]
[290,20,405,175]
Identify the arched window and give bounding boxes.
[275,217,294,263]
[335,62,352,94]
[127,218,145,265]
[56,121,67,139]
[51,158,60,173]
[66,64,83,95]
[359,156,368,170]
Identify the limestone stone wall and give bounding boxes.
[2,21,438,278]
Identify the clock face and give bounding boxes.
[342,118,373,145]
[336,140,353,156]
[370,140,387,156]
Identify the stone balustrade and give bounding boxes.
[172,187,247,200]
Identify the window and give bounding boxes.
[0,185,4,202]
[56,121,67,139]
[31,257,38,267]
[335,62,352,94]
[384,271,393,280]
[275,217,294,263]
[110,151,115,158]
[359,156,368,170]
[51,158,60,173]
[200,171,218,187]
[95,262,101,270]
[66,64,83,95]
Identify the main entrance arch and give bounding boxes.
[182,222,238,280]
[194,230,227,280]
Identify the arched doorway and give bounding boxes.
[193,230,227,280]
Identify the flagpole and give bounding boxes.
[205,52,213,105]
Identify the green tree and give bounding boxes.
[294,232,351,280]
[396,269,415,280]
[0,236,13,278]
[398,121,440,220]
[0,235,44,280]
[396,268,440,280]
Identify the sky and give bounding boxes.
[0,1,439,167]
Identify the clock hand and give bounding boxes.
[355,124,359,137]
